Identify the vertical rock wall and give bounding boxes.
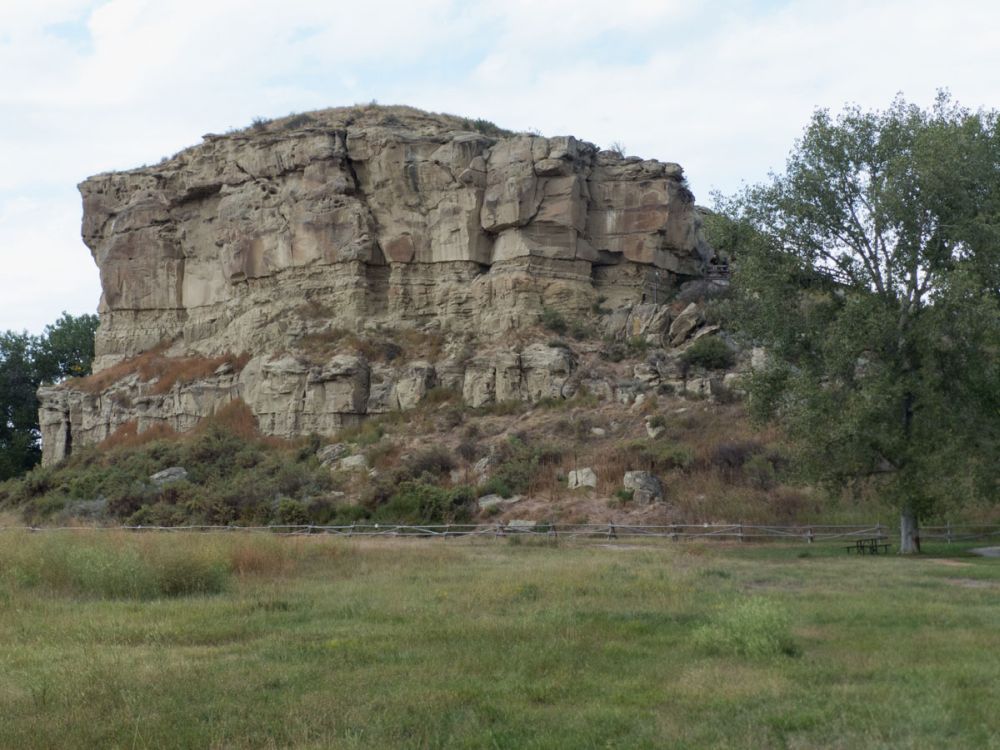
[39,105,716,464]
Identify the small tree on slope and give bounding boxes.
[711,93,1000,553]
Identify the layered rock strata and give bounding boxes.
[40,105,717,464]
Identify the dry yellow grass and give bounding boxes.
[68,344,250,395]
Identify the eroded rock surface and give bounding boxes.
[40,105,718,464]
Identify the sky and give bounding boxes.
[2,0,999,333]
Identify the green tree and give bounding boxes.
[712,94,1000,553]
[0,312,99,480]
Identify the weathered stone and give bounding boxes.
[634,363,660,386]
[38,104,716,464]
[568,468,597,489]
[669,303,703,346]
[691,324,721,341]
[150,467,189,485]
[316,443,348,466]
[478,494,522,511]
[623,470,664,504]
[337,454,367,472]
[506,519,537,530]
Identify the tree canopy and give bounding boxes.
[712,93,1000,552]
[0,312,99,480]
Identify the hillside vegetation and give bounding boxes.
[4,381,994,528]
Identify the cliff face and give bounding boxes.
[39,105,717,464]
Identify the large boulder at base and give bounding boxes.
[568,468,598,490]
[623,470,664,504]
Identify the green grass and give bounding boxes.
[0,532,997,748]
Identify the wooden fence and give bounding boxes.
[2,522,998,543]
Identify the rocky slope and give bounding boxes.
[39,104,723,465]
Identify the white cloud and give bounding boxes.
[1,0,998,332]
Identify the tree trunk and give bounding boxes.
[900,505,921,554]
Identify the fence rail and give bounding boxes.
[3,522,998,543]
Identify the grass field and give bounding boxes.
[0,532,997,749]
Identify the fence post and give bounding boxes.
[671,524,678,542]
[806,527,814,544]
[739,522,745,543]
[946,521,952,544]
[607,523,616,540]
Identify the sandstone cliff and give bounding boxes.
[39,105,719,464]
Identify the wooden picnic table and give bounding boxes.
[845,537,892,555]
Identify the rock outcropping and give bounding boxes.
[39,105,718,464]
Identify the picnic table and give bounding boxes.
[844,537,892,555]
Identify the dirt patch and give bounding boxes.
[927,559,972,568]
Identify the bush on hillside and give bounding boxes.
[680,336,736,371]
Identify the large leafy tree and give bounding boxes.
[0,312,99,480]
[712,93,1000,553]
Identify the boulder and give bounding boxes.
[478,494,522,511]
[623,470,664,504]
[316,443,348,466]
[150,467,189,486]
[337,454,368,472]
[568,468,597,490]
[506,519,537,530]
[669,303,703,346]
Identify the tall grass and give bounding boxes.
[0,531,302,599]
[693,596,798,657]
[0,536,997,747]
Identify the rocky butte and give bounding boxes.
[38,105,723,464]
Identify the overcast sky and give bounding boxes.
[2,0,999,333]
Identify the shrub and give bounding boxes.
[402,447,455,479]
[339,421,385,447]
[620,440,695,473]
[372,482,474,524]
[680,336,736,371]
[707,441,763,475]
[328,503,369,526]
[275,498,310,526]
[625,337,653,354]
[540,307,568,335]
[591,296,611,315]
[744,453,777,490]
[456,441,479,463]
[693,597,798,657]
[458,117,513,137]
[601,343,625,362]
[283,113,315,129]
[480,437,563,499]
